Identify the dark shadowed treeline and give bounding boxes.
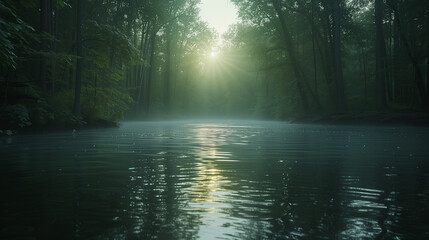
[0,0,216,132]
[227,0,429,118]
[1,0,429,133]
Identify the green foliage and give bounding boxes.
[82,87,133,122]
[0,104,32,130]
[53,108,87,127]
[47,91,86,127]
[0,1,34,69]
[85,20,140,64]
[1,0,427,128]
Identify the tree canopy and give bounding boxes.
[1,0,429,132]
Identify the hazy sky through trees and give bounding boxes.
[198,0,238,41]
[2,0,429,128]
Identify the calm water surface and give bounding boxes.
[1,120,429,239]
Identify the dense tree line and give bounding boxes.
[225,0,429,118]
[0,0,216,133]
[1,0,429,133]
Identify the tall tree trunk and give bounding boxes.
[359,42,368,103]
[39,0,48,93]
[94,73,97,109]
[426,36,429,95]
[375,0,387,110]
[332,0,346,112]
[271,0,309,112]
[426,15,429,95]
[144,21,158,117]
[73,0,83,116]
[137,23,151,114]
[311,0,318,99]
[387,0,429,107]
[164,26,172,114]
[314,32,333,100]
[386,12,393,101]
[319,0,337,107]
[392,5,400,103]
[51,3,58,95]
[182,66,190,113]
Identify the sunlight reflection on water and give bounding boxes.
[1,121,429,239]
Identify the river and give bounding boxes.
[1,120,428,239]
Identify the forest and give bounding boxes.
[1,0,429,133]
[2,1,429,239]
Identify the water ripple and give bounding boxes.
[1,121,429,239]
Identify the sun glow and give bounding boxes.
[210,51,217,58]
[199,0,239,44]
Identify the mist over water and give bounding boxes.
[1,120,429,239]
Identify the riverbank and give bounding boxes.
[3,111,429,137]
[291,111,429,126]
[0,118,119,136]
[0,104,120,136]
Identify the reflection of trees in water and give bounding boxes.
[365,130,429,239]
[236,219,270,239]
[64,124,429,239]
[214,127,347,239]
[220,126,429,239]
[3,123,429,239]
[333,128,429,239]
[126,145,201,239]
